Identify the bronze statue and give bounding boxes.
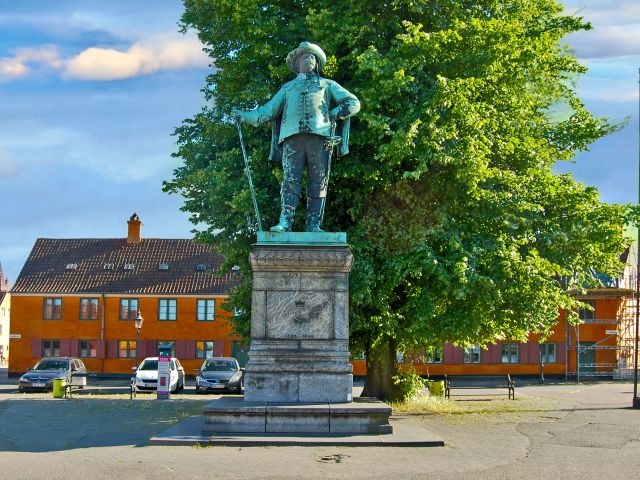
[234,41,360,232]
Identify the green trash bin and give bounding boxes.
[52,378,66,398]
[428,380,445,397]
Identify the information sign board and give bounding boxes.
[157,355,171,400]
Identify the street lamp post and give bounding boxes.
[134,311,144,369]
[634,67,640,409]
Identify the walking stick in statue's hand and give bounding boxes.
[319,119,342,225]
[235,116,264,232]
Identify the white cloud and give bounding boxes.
[575,58,640,105]
[0,58,28,80]
[0,45,62,82]
[0,32,208,83]
[563,0,640,60]
[65,33,209,81]
[567,26,640,59]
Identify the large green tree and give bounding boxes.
[165,0,636,400]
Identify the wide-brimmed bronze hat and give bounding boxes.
[286,41,327,73]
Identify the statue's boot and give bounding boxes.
[306,197,324,232]
[270,194,297,232]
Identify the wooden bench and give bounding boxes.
[444,374,515,400]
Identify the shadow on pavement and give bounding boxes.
[0,398,206,452]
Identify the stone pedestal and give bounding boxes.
[244,232,353,403]
[202,232,392,436]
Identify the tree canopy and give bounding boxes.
[165,0,636,399]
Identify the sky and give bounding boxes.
[0,1,639,285]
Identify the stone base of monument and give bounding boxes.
[200,232,394,437]
[202,396,392,434]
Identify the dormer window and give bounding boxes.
[103,263,114,271]
[196,264,207,271]
[159,263,169,271]
[124,263,135,271]
[65,263,78,270]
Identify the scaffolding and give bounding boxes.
[566,272,637,380]
[615,288,637,379]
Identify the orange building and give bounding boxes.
[352,250,637,380]
[8,214,243,377]
[9,215,637,381]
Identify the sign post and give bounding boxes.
[157,344,172,400]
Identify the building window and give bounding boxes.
[463,346,481,364]
[42,339,61,357]
[195,341,214,359]
[158,341,175,357]
[80,298,99,320]
[119,298,139,320]
[196,299,215,321]
[540,343,557,364]
[424,346,443,364]
[501,343,520,363]
[79,340,98,358]
[118,340,137,358]
[158,299,177,321]
[578,300,596,322]
[43,298,62,320]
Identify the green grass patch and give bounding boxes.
[391,393,563,416]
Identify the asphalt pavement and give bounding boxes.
[0,378,638,479]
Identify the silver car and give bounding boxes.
[18,357,87,393]
[195,357,243,394]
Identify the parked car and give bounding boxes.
[132,356,185,393]
[195,357,243,394]
[18,357,87,393]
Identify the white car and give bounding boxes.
[132,356,185,393]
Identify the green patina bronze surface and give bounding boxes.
[256,231,347,245]
[235,41,360,234]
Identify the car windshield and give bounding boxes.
[33,360,69,371]
[202,360,237,372]
[139,359,158,371]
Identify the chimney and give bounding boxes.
[127,213,142,244]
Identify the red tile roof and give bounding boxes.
[11,238,236,295]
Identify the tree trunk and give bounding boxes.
[360,337,401,401]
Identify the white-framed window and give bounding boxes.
[424,346,443,364]
[463,346,481,364]
[119,298,139,320]
[195,340,214,359]
[578,300,595,322]
[501,343,520,363]
[80,298,99,320]
[43,298,62,320]
[118,340,137,358]
[79,339,98,358]
[196,299,215,321]
[540,343,556,364]
[158,299,177,321]
[42,339,61,357]
[159,341,176,357]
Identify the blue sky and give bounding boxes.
[0,1,639,284]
